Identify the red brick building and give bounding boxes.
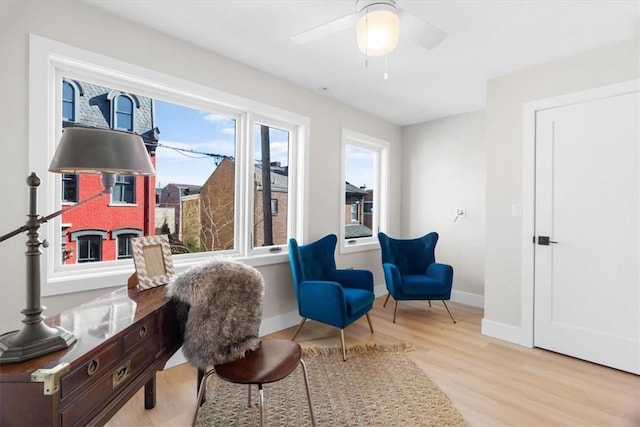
[60,78,158,263]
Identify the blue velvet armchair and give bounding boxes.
[288,234,375,361]
[378,232,456,324]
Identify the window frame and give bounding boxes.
[247,114,298,256]
[70,229,107,263]
[114,94,134,131]
[29,34,309,296]
[61,173,78,203]
[111,174,136,205]
[339,129,389,254]
[62,80,76,121]
[112,228,143,259]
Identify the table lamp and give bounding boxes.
[0,127,155,364]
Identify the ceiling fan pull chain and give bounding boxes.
[384,55,389,80]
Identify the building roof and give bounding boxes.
[345,223,373,239]
[345,182,367,196]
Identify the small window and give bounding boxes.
[62,81,75,121]
[271,199,278,215]
[112,175,135,204]
[113,229,142,259]
[114,95,134,131]
[62,173,78,203]
[71,230,107,263]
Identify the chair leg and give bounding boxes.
[340,329,346,361]
[365,313,374,333]
[258,384,265,427]
[291,318,307,341]
[247,384,252,408]
[299,359,316,426]
[393,301,399,323]
[383,293,391,308]
[442,301,456,323]
[192,369,217,427]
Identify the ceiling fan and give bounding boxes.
[291,0,447,57]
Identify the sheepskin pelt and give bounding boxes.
[166,258,264,370]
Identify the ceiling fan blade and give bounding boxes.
[399,9,447,50]
[291,13,358,44]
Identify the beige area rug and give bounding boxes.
[195,343,467,426]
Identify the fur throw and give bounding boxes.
[166,258,264,370]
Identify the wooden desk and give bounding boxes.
[0,285,182,426]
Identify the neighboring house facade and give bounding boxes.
[60,79,158,263]
[158,183,202,242]
[194,158,290,252]
[198,158,237,251]
[345,182,372,238]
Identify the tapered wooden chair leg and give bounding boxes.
[365,313,374,333]
[393,301,399,323]
[442,301,456,323]
[383,294,391,307]
[340,329,346,361]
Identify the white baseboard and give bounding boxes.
[451,290,484,308]
[481,318,533,348]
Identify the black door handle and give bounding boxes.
[538,236,558,245]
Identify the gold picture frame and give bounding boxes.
[130,235,175,290]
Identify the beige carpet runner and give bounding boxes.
[195,343,467,426]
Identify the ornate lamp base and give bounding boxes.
[0,322,76,364]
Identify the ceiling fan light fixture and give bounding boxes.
[356,6,400,57]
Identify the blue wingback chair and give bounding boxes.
[288,234,375,361]
[378,232,456,324]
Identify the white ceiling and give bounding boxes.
[85,0,639,126]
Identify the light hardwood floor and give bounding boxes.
[108,298,640,426]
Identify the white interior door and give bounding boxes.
[534,91,639,374]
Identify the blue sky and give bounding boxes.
[154,100,290,187]
[154,100,373,189]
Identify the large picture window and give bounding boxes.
[31,35,307,295]
[340,129,389,253]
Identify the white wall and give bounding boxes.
[0,1,401,332]
[401,110,486,307]
[483,37,640,343]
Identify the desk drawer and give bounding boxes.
[60,341,119,400]
[123,311,159,355]
[61,342,159,426]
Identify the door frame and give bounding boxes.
[520,79,640,348]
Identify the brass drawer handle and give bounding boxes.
[87,359,99,376]
[112,361,131,388]
[139,325,147,338]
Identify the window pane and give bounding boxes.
[252,124,289,248]
[115,96,133,131]
[117,234,135,259]
[113,175,135,204]
[62,173,78,203]
[62,81,74,121]
[345,144,374,239]
[78,236,101,263]
[155,102,237,254]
